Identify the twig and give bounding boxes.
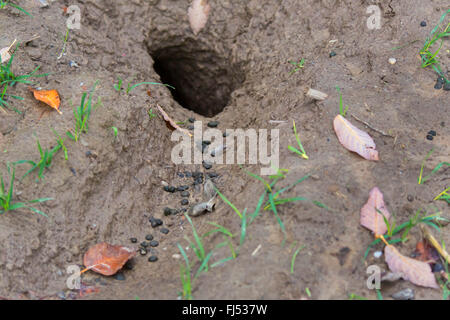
[351,114,395,138]
[420,225,450,264]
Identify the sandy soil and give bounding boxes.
[0,0,449,300]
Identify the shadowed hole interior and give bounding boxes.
[151,45,244,117]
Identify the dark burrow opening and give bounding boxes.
[151,45,245,117]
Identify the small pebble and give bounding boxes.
[444,81,450,91]
[203,161,213,170]
[140,241,148,248]
[223,132,229,138]
[139,248,147,256]
[177,172,185,178]
[373,251,383,259]
[185,171,192,178]
[168,186,176,193]
[188,117,195,123]
[148,256,158,262]
[329,51,336,57]
[130,238,138,243]
[426,134,434,141]
[115,273,126,281]
[202,140,211,145]
[392,288,414,300]
[150,217,163,228]
[420,21,427,27]
[207,121,219,128]
[388,57,396,65]
[181,191,190,197]
[145,234,154,241]
[164,207,172,216]
[124,260,134,270]
[407,195,414,202]
[177,185,189,192]
[181,199,189,206]
[208,173,219,178]
[188,125,195,130]
[150,240,159,247]
[432,263,444,273]
[428,130,436,136]
[160,228,169,234]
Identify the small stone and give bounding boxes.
[130,238,137,243]
[188,125,195,130]
[420,21,427,27]
[203,161,213,170]
[432,263,444,273]
[426,134,434,141]
[329,51,336,57]
[168,186,176,193]
[145,234,154,241]
[443,81,450,91]
[124,260,135,270]
[160,228,169,234]
[223,132,229,138]
[185,171,192,178]
[428,130,436,136]
[202,140,211,145]
[207,121,219,128]
[391,288,414,300]
[115,273,125,281]
[140,241,148,248]
[150,218,163,228]
[188,117,195,123]
[373,251,383,259]
[388,57,397,65]
[164,207,172,216]
[177,172,185,178]
[407,195,414,202]
[177,185,189,192]
[434,80,443,90]
[150,240,159,247]
[148,256,158,262]
[181,191,190,197]
[139,248,147,256]
[181,199,189,206]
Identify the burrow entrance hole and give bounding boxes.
[150,44,245,117]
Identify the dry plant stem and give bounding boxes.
[351,114,395,138]
[420,225,450,264]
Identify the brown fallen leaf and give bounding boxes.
[83,243,136,276]
[333,114,379,161]
[188,0,210,35]
[156,104,192,137]
[31,89,62,114]
[360,187,391,236]
[384,245,439,289]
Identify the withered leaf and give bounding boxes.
[333,114,379,161]
[384,245,439,289]
[360,187,391,236]
[31,89,62,114]
[83,243,136,276]
[156,104,192,137]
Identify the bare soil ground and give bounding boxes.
[0,0,449,300]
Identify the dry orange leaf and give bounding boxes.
[333,114,379,161]
[384,245,439,289]
[188,0,210,35]
[31,89,62,114]
[360,187,391,236]
[156,104,192,137]
[83,243,136,276]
